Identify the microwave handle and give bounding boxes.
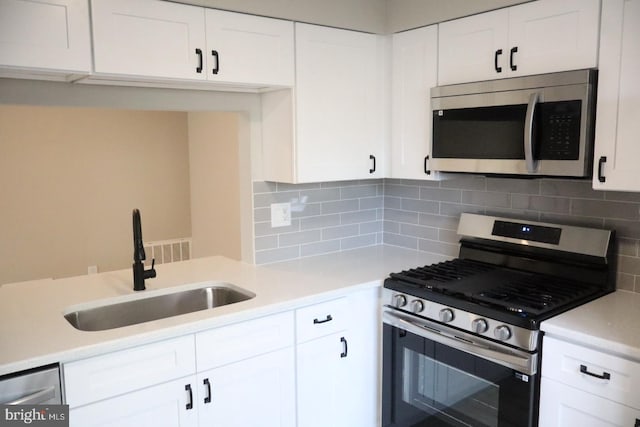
[524,92,540,173]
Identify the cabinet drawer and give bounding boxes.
[64,335,196,408]
[296,298,348,343]
[542,336,640,408]
[196,311,294,372]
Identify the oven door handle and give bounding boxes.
[383,309,537,375]
[524,92,540,173]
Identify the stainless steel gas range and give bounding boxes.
[382,213,615,427]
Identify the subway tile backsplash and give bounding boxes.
[253,177,640,293]
[253,180,383,264]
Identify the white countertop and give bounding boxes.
[541,290,640,361]
[0,245,447,376]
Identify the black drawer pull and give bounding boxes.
[494,49,503,73]
[313,314,333,324]
[185,384,193,410]
[340,336,348,358]
[211,50,220,75]
[203,378,211,404]
[424,155,431,175]
[195,49,203,74]
[369,155,376,174]
[580,364,611,380]
[510,46,518,71]
[635,418,639,427]
[598,156,607,183]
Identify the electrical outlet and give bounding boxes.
[271,202,292,227]
[88,265,98,275]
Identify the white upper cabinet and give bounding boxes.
[0,0,91,79]
[90,0,293,89]
[91,0,206,81]
[438,9,508,85]
[592,0,640,191]
[390,25,442,180]
[262,23,387,183]
[507,0,600,78]
[205,9,294,87]
[438,0,601,85]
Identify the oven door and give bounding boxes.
[382,309,539,427]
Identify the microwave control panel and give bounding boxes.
[537,100,582,160]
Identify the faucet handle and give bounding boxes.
[144,258,157,280]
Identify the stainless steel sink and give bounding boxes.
[64,284,255,331]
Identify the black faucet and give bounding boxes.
[132,209,156,291]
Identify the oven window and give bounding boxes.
[402,348,499,427]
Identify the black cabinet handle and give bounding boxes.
[340,336,348,358]
[185,384,193,410]
[313,314,333,324]
[635,418,640,427]
[195,49,203,74]
[494,49,503,73]
[203,378,211,404]
[580,364,611,380]
[211,50,220,75]
[598,156,607,183]
[510,46,518,71]
[424,155,431,175]
[369,155,376,174]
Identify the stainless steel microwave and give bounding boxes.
[430,69,597,177]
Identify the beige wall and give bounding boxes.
[174,0,531,34]
[0,105,192,284]
[188,112,241,260]
[173,0,387,33]
[386,0,531,33]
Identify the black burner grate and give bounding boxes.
[389,259,497,290]
[474,274,600,316]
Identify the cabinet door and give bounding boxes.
[0,0,90,74]
[539,378,640,427]
[295,24,386,183]
[593,0,640,191]
[391,25,440,180]
[205,9,294,87]
[69,376,198,427]
[90,0,206,80]
[508,0,600,77]
[197,347,295,427]
[297,332,351,427]
[438,9,508,85]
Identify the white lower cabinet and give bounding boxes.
[539,336,640,426]
[197,348,295,427]
[64,312,295,427]
[295,289,379,427]
[540,378,639,427]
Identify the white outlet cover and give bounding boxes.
[271,202,292,228]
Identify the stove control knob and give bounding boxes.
[410,300,425,313]
[494,325,512,341]
[439,308,455,323]
[471,318,489,334]
[394,294,407,308]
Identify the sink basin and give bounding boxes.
[64,284,255,331]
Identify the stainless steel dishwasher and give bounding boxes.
[0,364,62,405]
